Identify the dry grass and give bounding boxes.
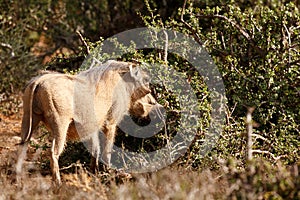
[0,113,299,200]
[1,159,299,199]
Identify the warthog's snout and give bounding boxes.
[129,94,165,129]
[129,93,163,118]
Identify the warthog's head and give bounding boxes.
[123,64,164,120]
[114,62,164,126]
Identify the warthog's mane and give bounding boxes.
[77,60,135,84]
[73,60,148,128]
[27,60,136,89]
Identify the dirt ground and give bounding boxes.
[0,112,51,182]
[0,113,22,174]
[0,112,109,199]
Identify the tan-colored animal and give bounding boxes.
[16,60,161,185]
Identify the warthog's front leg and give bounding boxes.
[89,131,100,173]
[101,120,117,168]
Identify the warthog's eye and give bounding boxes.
[143,82,150,89]
[149,102,156,106]
[143,76,150,84]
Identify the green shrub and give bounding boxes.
[100,0,300,166]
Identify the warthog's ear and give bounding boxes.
[129,64,150,85]
[129,64,141,79]
[118,63,137,76]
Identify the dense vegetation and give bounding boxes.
[0,0,299,199]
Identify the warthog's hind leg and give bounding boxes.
[50,121,69,186]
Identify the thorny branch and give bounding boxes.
[181,0,203,46]
[181,0,265,56]
[196,14,266,56]
[76,30,90,54]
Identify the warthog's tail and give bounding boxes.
[20,78,40,144]
[17,75,44,181]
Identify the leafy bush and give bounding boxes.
[183,0,300,165]
[99,0,300,166]
[146,0,300,165]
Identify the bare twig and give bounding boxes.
[220,32,226,50]
[163,29,168,63]
[225,102,237,125]
[76,30,90,54]
[252,150,286,161]
[0,42,15,57]
[246,107,255,161]
[90,57,102,69]
[60,163,84,171]
[252,133,268,142]
[283,23,291,64]
[245,107,285,162]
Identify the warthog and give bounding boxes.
[16,60,162,185]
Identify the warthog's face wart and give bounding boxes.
[129,93,163,119]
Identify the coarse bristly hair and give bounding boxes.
[17,59,160,185]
